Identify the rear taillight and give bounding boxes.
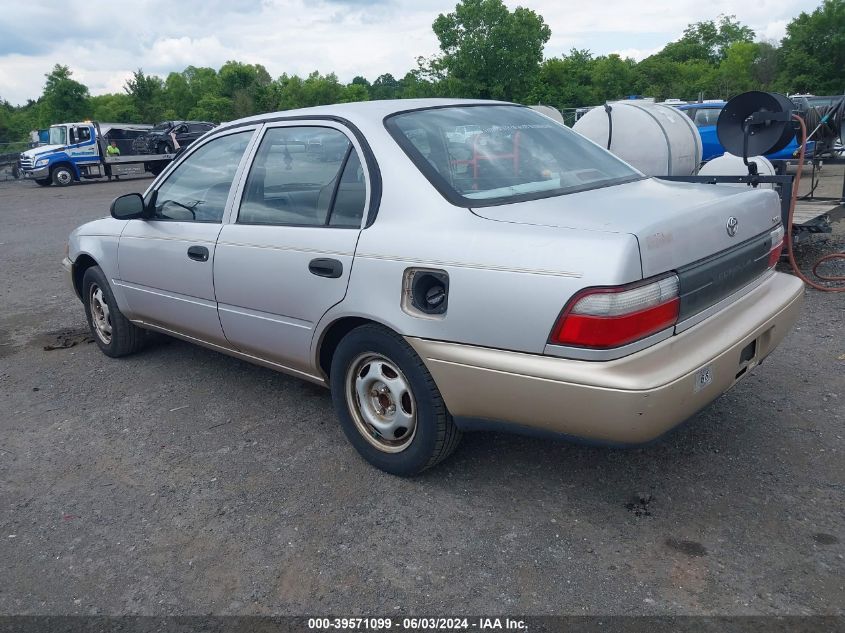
[768,224,785,268]
[550,274,680,349]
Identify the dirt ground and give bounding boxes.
[0,172,843,616]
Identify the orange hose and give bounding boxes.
[785,114,845,291]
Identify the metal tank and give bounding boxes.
[573,101,703,176]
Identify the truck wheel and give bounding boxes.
[330,324,462,476]
[51,165,74,187]
[82,266,146,358]
[156,141,172,155]
[34,178,51,187]
[148,161,166,176]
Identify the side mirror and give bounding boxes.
[110,193,146,220]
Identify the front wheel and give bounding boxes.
[82,266,146,358]
[330,325,461,476]
[51,165,74,186]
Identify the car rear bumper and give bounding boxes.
[406,271,804,445]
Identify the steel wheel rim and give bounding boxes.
[56,170,71,185]
[345,353,417,453]
[89,284,112,344]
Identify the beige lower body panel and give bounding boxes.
[407,272,805,444]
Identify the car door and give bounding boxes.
[185,123,210,147]
[115,128,258,344]
[174,124,194,148]
[67,124,99,163]
[214,123,370,375]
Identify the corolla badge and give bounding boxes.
[726,216,739,237]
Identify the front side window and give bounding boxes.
[238,126,366,227]
[150,130,253,222]
[385,105,641,207]
[49,126,67,146]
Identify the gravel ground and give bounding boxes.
[0,174,843,616]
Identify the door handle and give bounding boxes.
[308,258,343,279]
[187,245,209,262]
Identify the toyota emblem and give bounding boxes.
[726,217,739,237]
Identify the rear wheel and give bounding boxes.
[51,165,74,187]
[148,161,167,176]
[82,266,145,358]
[34,178,51,186]
[330,324,461,476]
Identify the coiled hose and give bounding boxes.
[785,114,845,291]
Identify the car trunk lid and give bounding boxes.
[471,177,782,323]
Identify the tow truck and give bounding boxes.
[18,121,176,186]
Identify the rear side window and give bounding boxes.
[385,105,641,207]
[238,126,366,227]
[694,108,721,127]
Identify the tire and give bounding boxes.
[82,266,145,358]
[156,141,172,155]
[34,178,51,187]
[330,324,461,476]
[51,165,74,187]
[148,161,167,176]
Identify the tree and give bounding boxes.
[752,41,780,88]
[188,95,232,122]
[530,50,597,109]
[89,93,137,122]
[431,0,551,101]
[717,41,759,98]
[342,83,370,103]
[661,15,754,64]
[40,64,90,125]
[591,54,636,102]
[777,0,844,94]
[218,61,273,118]
[164,72,194,118]
[124,69,165,122]
[370,73,401,100]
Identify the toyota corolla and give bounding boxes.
[64,100,804,475]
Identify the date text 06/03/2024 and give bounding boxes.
[307,617,528,630]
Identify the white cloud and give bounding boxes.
[611,47,664,62]
[0,0,822,105]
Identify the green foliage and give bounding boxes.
[662,15,755,64]
[431,0,550,101]
[776,0,844,94]
[124,69,165,122]
[40,65,90,126]
[89,93,137,122]
[0,0,839,146]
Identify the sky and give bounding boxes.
[0,0,823,106]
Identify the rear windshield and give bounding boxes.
[385,105,642,207]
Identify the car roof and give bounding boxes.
[677,102,726,109]
[216,99,512,132]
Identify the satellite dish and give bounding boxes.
[716,91,796,157]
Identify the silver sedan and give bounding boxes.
[64,100,804,475]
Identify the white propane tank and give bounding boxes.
[572,101,703,176]
[529,104,565,124]
[699,153,777,190]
